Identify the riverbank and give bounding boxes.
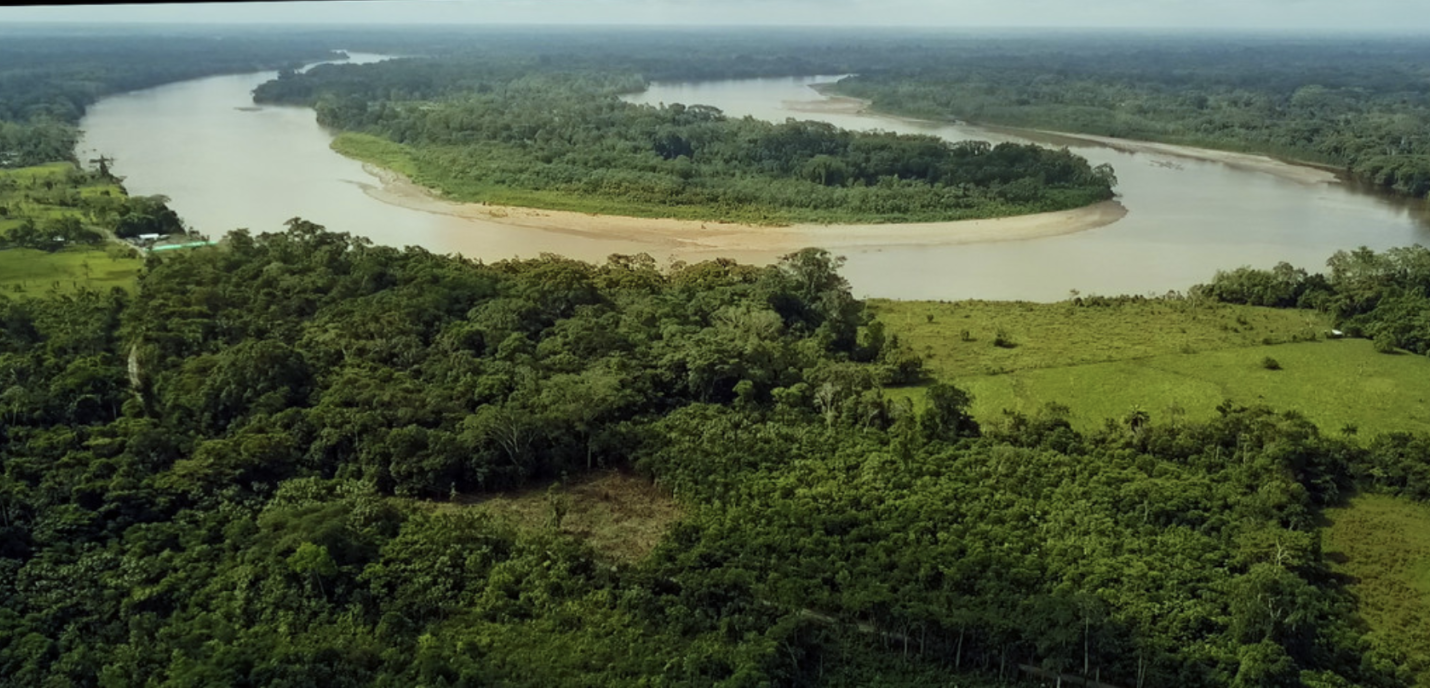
[353,161,1128,257]
[789,88,1340,187]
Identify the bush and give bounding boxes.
[992,328,1017,349]
[1373,334,1398,354]
[1261,357,1282,370]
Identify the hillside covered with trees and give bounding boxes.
[2,221,1428,686]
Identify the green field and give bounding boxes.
[1323,495,1430,684]
[0,163,141,293]
[0,246,143,295]
[0,162,125,231]
[872,298,1430,436]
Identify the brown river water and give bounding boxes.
[79,59,1430,301]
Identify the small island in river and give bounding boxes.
[253,57,1119,230]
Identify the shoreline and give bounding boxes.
[354,162,1128,257]
[788,89,1340,187]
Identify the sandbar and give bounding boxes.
[356,163,1128,260]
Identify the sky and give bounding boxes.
[0,0,1424,33]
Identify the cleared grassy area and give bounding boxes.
[78,182,126,198]
[868,298,1329,376]
[0,247,142,295]
[330,131,420,178]
[1,161,73,180]
[0,162,139,292]
[1323,495,1430,684]
[0,162,124,231]
[435,470,682,564]
[961,339,1430,436]
[874,299,1430,436]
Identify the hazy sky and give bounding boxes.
[0,0,1423,32]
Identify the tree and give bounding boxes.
[1232,639,1298,688]
[766,248,863,353]
[920,382,978,441]
[113,195,184,239]
[288,541,339,598]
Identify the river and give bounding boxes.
[80,63,1430,301]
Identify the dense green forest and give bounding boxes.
[251,56,1117,224]
[2,220,1428,686]
[4,26,1430,686]
[824,36,1430,200]
[0,29,341,168]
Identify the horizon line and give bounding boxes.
[1,21,1428,35]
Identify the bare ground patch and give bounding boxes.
[443,469,682,564]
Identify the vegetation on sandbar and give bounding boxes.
[256,58,1117,224]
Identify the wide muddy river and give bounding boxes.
[80,59,1430,301]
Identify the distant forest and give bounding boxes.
[244,29,1430,206]
[823,36,1430,199]
[0,30,340,167]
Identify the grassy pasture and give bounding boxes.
[868,298,1330,375]
[872,299,1430,436]
[960,339,1430,436]
[0,162,124,232]
[2,161,73,181]
[0,163,140,293]
[0,247,143,295]
[1323,495,1430,684]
